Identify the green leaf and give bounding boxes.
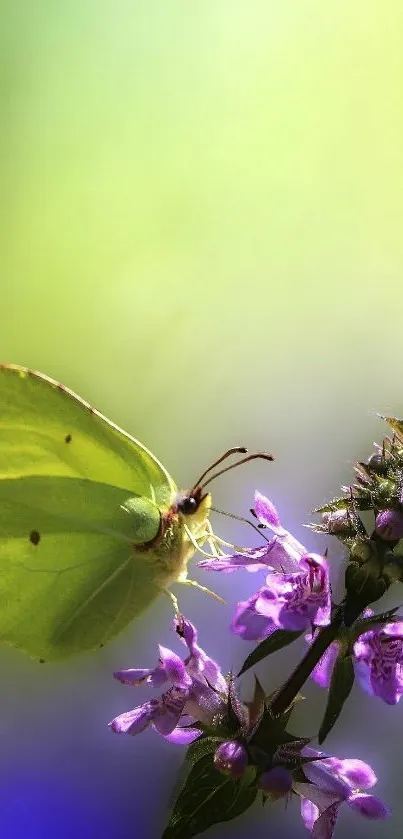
[314,497,350,514]
[244,676,266,734]
[238,630,303,677]
[314,494,372,514]
[318,654,355,744]
[168,737,223,808]
[186,736,224,767]
[248,701,301,761]
[162,753,257,839]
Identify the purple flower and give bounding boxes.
[198,492,309,575]
[109,617,227,743]
[175,614,227,692]
[110,686,189,736]
[306,617,403,705]
[232,553,331,641]
[353,621,403,704]
[293,747,389,838]
[113,644,192,689]
[375,508,403,541]
[213,741,248,779]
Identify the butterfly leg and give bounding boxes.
[176,571,226,605]
[162,587,180,614]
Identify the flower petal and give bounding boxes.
[113,667,162,687]
[158,646,192,688]
[353,623,403,705]
[296,783,341,838]
[382,621,403,638]
[185,678,226,724]
[231,594,275,641]
[302,749,377,795]
[113,664,167,687]
[311,803,340,839]
[300,795,320,832]
[301,751,350,799]
[253,491,310,571]
[263,534,308,573]
[254,492,282,530]
[197,547,273,574]
[151,687,188,735]
[295,783,341,820]
[306,637,341,689]
[109,700,158,735]
[335,759,377,790]
[163,725,202,744]
[175,616,227,692]
[347,793,390,820]
[252,557,331,633]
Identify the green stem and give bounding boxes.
[270,607,344,717]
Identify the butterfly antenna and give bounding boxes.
[210,506,273,544]
[200,452,274,490]
[192,447,248,490]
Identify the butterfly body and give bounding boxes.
[0,364,212,661]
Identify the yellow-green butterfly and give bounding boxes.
[0,364,272,662]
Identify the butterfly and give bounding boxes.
[0,364,273,661]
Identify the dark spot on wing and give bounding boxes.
[39,658,46,664]
[99,643,104,648]
[65,433,72,443]
[29,530,40,545]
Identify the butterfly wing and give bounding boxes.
[0,365,178,660]
[0,364,176,504]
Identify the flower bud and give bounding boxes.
[376,480,396,501]
[213,741,248,779]
[350,539,372,563]
[375,509,403,541]
[383,554,403,583]
[322,509,351,535]
[257,767,292,800]
[367,453,387,475]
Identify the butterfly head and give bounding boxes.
[174,485,212,530]
[172,448,274,540]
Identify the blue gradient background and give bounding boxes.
[1,2,403,837]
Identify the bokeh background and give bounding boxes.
[1,1,403,837]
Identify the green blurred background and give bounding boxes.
[1,1,403,837]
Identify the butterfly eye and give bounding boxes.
[177,495,199,515]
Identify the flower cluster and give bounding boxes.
[199,492,331,641]
[110,616,227,744]
[110,417,403,839]
[110,612,390,839]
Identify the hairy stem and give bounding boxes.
[270,606,344,717]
